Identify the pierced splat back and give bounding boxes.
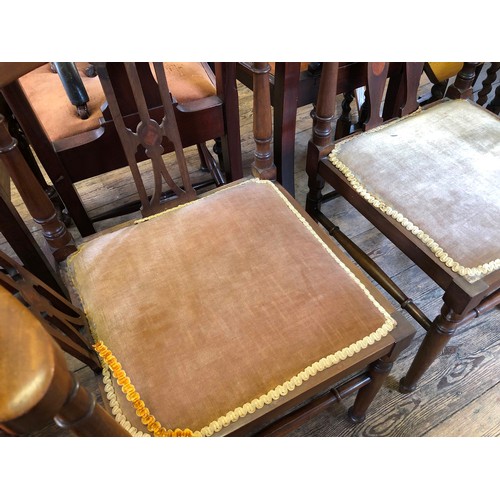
[94,62,196,217]
[363,62,425,130]
[0,249,100,371]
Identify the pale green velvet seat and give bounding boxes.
[328,99,500,284]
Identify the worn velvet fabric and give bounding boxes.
[67,180,394,434]
[19,62,215,142]
[330,99,500,281]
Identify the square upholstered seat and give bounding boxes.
[328,99,500,283]
[65,179,400,436]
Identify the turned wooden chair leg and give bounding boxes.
[348,357,393,423]
[305,158,326,217]
[400,304,465,393]
[349,313,415,422]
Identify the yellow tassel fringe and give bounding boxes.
[94,341,196,437]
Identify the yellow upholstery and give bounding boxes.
[67,179,396,436]
[426,62,464,83]
[328,99,500,283]
[18,62,216,142]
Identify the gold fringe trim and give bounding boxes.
[70,178,397,437]
[328,151,500,283]
[94,341,197,437]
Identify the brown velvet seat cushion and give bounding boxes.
[19,62,215,142]
[328,99,500,283]
[67,179,396,436]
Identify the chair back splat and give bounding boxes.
[0,250,100,371]
[94,62,196,217]
[306,61,500,395]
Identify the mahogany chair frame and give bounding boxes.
[0,62,416,437]
[305,62,500,393]
[0,62,243,237]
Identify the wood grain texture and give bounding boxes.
[424,383,500,437]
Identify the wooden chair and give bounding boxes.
[0,62,415,437]
[0,62,243,237]
[306,62,500,394]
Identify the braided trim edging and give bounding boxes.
[327,151,500,283]
[94,319,394,437]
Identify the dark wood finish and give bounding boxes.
[1,62,243,236]
[0,114,76,261]
[94,62,196,217]
[306,62,500,393]
[487,84,500,115]
[0,94,70,225]
[445,62,480,100]
[0,185,66,296]
[19,73,499,438]
[0,250,100,371]
[1,80,95,235]
[250,63,276,180]
[476,62,500,106]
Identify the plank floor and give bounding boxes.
[1,64,499,438]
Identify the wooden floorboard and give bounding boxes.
[3,64,499,437]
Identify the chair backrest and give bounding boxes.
[94,62,197,217]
